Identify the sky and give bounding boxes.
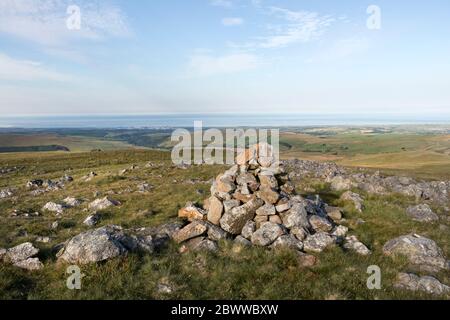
[0,0,449,115]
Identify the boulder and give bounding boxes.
[383,234,448,272]
[394,273,450,296]
[58,226,129,264]
[251,222,285,246]
[406,204,439,223]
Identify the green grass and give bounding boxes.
[0,150,449,300]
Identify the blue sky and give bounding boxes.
[0,0,449,115]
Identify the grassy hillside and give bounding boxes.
[0,150,448,299]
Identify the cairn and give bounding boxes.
[174,143,370,258]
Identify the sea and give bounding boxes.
[0,114,450,129]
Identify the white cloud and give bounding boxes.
[187,53,260,76]
[0,52,70,81]
[229,6,334,50]
[222,17,244,26]
[258,7,334,48]
[0,0,130,46]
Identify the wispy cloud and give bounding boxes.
[306,37,370,63]
[222,17,244,26]
[0,0,131,46]
[228,6,334,50]
[187,53,260,76]
[0,52,70,81]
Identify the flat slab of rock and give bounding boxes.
[178,203,207,222]
[406,204,439,222]
[14,258,44,271]
[395,273,450,296]
[383,234,448,272]
[173,221,208,243]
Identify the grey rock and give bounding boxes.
[256,204,276,216]
[270,234,303,251]
[83,213,101,227]
[281,203,309,229]
[63,197,82,207]
[88,197,120,211]
[395,273,450,296]
[251,222,285,246]
[303,232,335,253]
[13,258,43,271]
[406,204,439,222]
[6,242,39,264]
[43,202,65,215]
[241,220,256,240]
[0,188,13,199]
[383,234,447,272]
[234,235,252,247]
[220,198,263,234]
[173,221,208,243]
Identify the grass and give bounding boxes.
[0,149,449,300]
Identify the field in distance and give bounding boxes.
[0,125,449,180]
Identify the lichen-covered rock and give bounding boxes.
[6,242,39,264]
[58,226,129,264]
[394,273,450,296]
[251,222,285,246]
[220,198,263,234]
[256,204,276,216]
[406,204,439,223]
[241,220,256,240]
[325,206,343,222]
[303,232,335,253]
[281,203,309,229]
[14,258,44,271]
[383,234,447,272]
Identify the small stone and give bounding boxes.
[340,191,364,213]
[207,223,231,241]
[63,197,82,207]
[234,235,252,248]
[43,202,65,215]
[6,242,39,264]
[296,252,317,267]
[83,213,101,227]
[223,199,241,212]
[13,258,44,271]
[281,203,309,229]
[257,187,280,204]
[220,198,263,235]
[254,215,268,228]
[290,226,308,241]
[331,225,348,238]
[216,174,236,193]
[309,216,333,233]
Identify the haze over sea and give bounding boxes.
[1,114,450,129]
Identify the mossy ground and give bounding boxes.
[0,150,449,300]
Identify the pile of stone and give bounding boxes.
[174,143,370,257]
